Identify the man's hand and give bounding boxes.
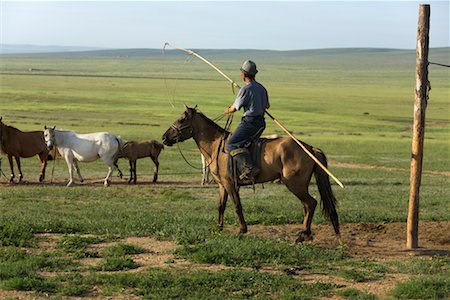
[224,106,237,114]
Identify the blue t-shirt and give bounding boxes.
[232,80,269,117]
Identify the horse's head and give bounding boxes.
[43,126,56,150]
[162,105,197,146]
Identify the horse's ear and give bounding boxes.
[52,126,56,130]
[194,105,198,110]
[184,104,189,111]
[44,125,47,130]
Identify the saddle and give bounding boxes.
[227,138,268,186]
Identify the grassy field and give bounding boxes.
[0,48,449,299]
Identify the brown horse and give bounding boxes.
[162,106,340,242]
[117,140,164,184]
[0,117,49,183]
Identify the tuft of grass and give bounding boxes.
[98,257,140,271]
[1,276,58,293]
[337,268,377,283]
[338,288,378,300]
[390,275,450,299]
[102,243,146,257]
[60,283,91,296]
[0,223,34,247]
[56,234,106,258]
[390,256,450,275]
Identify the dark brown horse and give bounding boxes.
[162,106,340,242]
[0,117,49,183]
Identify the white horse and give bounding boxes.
[43,126,123,187]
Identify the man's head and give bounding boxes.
[240,60,258,79]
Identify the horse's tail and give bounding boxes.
[113,136,125,167]
[312,148,340,236]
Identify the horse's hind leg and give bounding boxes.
[284,178,317,243]
[127,160,133,184]
[150,156,159,183]
[7,154,15,183]
[72,161,84,183]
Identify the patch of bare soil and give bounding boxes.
[249,221,450,298]
[249,221,450,260]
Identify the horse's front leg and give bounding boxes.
[7,154,15,183]
[217,184,228,229]
[14,156,23,182]
[64,157,74,187]
[225,182,247,234]
[132,160,137,184]
[38,153,48,182]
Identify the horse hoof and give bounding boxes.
[66,182,73,187]
[104,181,110,187]
[295,231,314,243]
[240,227,248,234]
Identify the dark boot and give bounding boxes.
[231,149,260,182]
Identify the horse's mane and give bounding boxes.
[0,122,22,133]
[196,111,229,134]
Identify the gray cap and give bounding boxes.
[240,60,258,76]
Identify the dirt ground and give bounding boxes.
[1,221,449,300]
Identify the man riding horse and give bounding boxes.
[224,60,270,182]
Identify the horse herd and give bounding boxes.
[0,117,164,186]
[1,107,341,242]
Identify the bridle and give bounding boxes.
[47,133,56,149]
[169,111,231,173]
[169,121,193,143]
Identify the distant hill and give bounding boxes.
[0,44,105,54]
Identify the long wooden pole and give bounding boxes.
[407,4,430,249]
[165,42,344,188]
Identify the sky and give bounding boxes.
[1,1,449,50]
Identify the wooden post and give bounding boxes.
[407,4,430,249]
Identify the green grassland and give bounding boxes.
[0,48,449,299]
